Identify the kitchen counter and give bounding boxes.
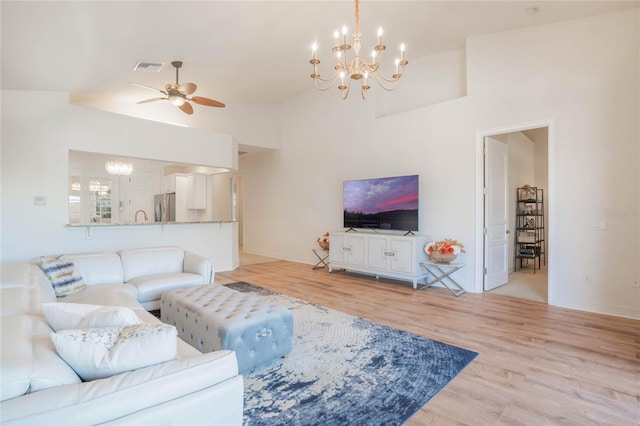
[63,221,240,272]
[67,220,236,227]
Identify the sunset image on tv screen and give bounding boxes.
[343,175,419,231]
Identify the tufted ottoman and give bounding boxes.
[161,284,293,373]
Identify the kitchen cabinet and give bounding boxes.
[186,173,207,210]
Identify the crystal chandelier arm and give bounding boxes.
[371,71,400,92]
[373,71,400,84]
[310,57,343,90]
[369,63,405,84]
[360,83,368,100]
[340,77,352,100]
[313,73,342,91]
[313,69,340,83]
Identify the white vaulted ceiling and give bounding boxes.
[2,1,637,110]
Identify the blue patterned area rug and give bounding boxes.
[225,282,478,426]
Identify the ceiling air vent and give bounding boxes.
[133,61,164,72]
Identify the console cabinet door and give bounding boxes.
[389,237,415,274]
[367,235,390,271]
[329,234,347,264]
[344,234,367,267]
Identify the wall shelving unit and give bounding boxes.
[515,186,545,273]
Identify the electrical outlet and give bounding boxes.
[584,274,591,284]
[631,278,640,288]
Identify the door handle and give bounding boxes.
[506,230,511,234]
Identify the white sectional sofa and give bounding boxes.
[41,245,215,311]
[0,246,244,425]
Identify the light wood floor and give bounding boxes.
[216,260,639,425]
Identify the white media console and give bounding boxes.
[328,231,431,288]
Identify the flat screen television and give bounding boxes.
[343,174,419,232]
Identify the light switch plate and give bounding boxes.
[588,221,607,230]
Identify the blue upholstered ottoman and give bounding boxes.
[161,284,293,372]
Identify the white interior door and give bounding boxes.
[484,137,509,290]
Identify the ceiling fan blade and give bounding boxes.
[129,82,167,95]
[179,101,194,115]
[137,97,167,104]
[178,82,197,95]
[191,96,225,108]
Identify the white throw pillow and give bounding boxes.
[50,324,177,381]
[42,303,142,332]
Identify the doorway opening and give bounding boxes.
[475,120,555,304]
[232,175,278,266]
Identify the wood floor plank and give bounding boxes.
[215,260,640,425]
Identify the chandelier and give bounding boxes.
[105,160,134,176]
[309,0,408,100]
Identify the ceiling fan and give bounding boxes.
[130,60,225,114]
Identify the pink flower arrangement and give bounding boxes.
[317,232,330,250]
[424,239,465,256]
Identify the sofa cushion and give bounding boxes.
[64,252,124,286]
[128,273,206,303]
[50,323,178,381]
[0,263,48,315]
[0,287,31,317]
[62,284,140,310]
[0,315,33,401]
[39,255,86,297]
[118,246,184,282]
[26,263,58,312]
[42,303,141,332]
[29,316,82,392]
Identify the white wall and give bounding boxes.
[239,9,639,318]
[208,173,233,221]
[467,9,638,318]
[71,95,283,152]
[507,132,535,271]
[534,132,549,249]
[1,91,238,270]
[374,48,467,118]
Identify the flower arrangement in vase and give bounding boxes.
[316,232,330,250]
[424,239,465,263]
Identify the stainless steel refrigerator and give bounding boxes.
[154,193,176,222]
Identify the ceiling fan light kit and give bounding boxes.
[130,60,225,114]
[169,94,186,106]
[309,0,408,100]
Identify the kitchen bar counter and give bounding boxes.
[67,220,236,227]
[64,221,239,272]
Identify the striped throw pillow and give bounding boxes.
[40,255,86,297]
